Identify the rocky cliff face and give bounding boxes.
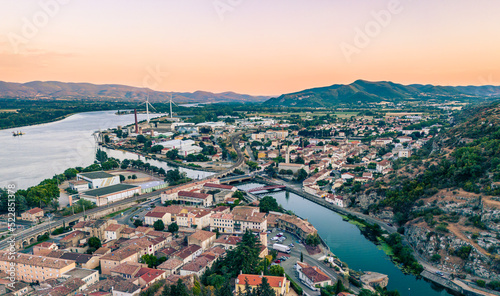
[406,224,499,280]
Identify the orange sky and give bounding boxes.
[1,0,500,96]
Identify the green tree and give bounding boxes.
[119,174,126,182]
[305,234,321,246]
[168,222,179,233]
[63,168,79,179]
[96,149,108,162]
[88,237,101,249]
[296,168,308,182]
[300,252,304,262]
[153,220,165,231]
[166,149,179,160]
[134,219,143,227]
[269,264,285,276]
[257,277,276,296]
[259,196,279,213]
[136,134,147,143]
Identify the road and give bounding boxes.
[0,189,163,251]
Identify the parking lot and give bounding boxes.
[267,228,336,295]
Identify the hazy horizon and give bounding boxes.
[2,0,500,95]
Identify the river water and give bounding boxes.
[237,183,454,296]
[0,110,214,189]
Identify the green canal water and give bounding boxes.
[237,182,455,296]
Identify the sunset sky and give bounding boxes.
[1,0,500,96]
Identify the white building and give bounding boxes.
[77,171,120,189]
[209,213,234,233]
[80,184,141,206]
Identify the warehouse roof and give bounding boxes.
[82,184,140,197]
[78,171,115,179]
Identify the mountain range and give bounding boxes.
[0,81,270,103]
[265,80,500,107]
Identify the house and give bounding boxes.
[60,230,86,248]
[137,267,166,288]
[376,160,391,173]
[73,219,113,241]
[188,230,216,250]
[0,281,31,296]
[296,261,332,288]
[21,207,44,222]
[213,235,241,250]
[110,263,141,279]
[177,208,212,229]
[180,256,209,277]
[144,211,170,226]
[325,194,346,208]
[76,171,120,189]
[100,247,141,275]
[276,214,317,240]
[172,245,203,264]
[157,258,184,275]
[235,274,289,296]
[232,206,267,233]
[62,267,100,287]
[341,173,355,180]
[69,180,90,192]
[105,223,126,241]
[209,213,234,233]
[33,241,58,255]
[177,191,213,207]
[45,250,100,269]
[111,281,141,296]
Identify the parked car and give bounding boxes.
[278,232,284,236]
[289,243,294,247]
[274,260,281,264]
[133,215,139,219]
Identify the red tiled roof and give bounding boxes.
[237,274,286,288]
[203,183,234,190]
[27,207,43,215]
[178,191,210,199]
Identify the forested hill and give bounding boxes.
[380,101,500,222]
[265,80,500,107]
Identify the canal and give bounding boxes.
[0,110,214,189]
[237,182,454,296]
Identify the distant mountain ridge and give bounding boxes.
[265,80,500,107]
[0,81,270,103]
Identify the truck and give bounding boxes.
[273,243,291,253]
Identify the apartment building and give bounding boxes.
[209,212,234,233]
[0,252,76,283]
[100,247,141,275]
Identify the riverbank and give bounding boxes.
[102,144,222,173]
[249,177,486,295]
[0,112,76,131]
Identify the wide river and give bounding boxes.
[237,183,454,296]
[0,110,214,189]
